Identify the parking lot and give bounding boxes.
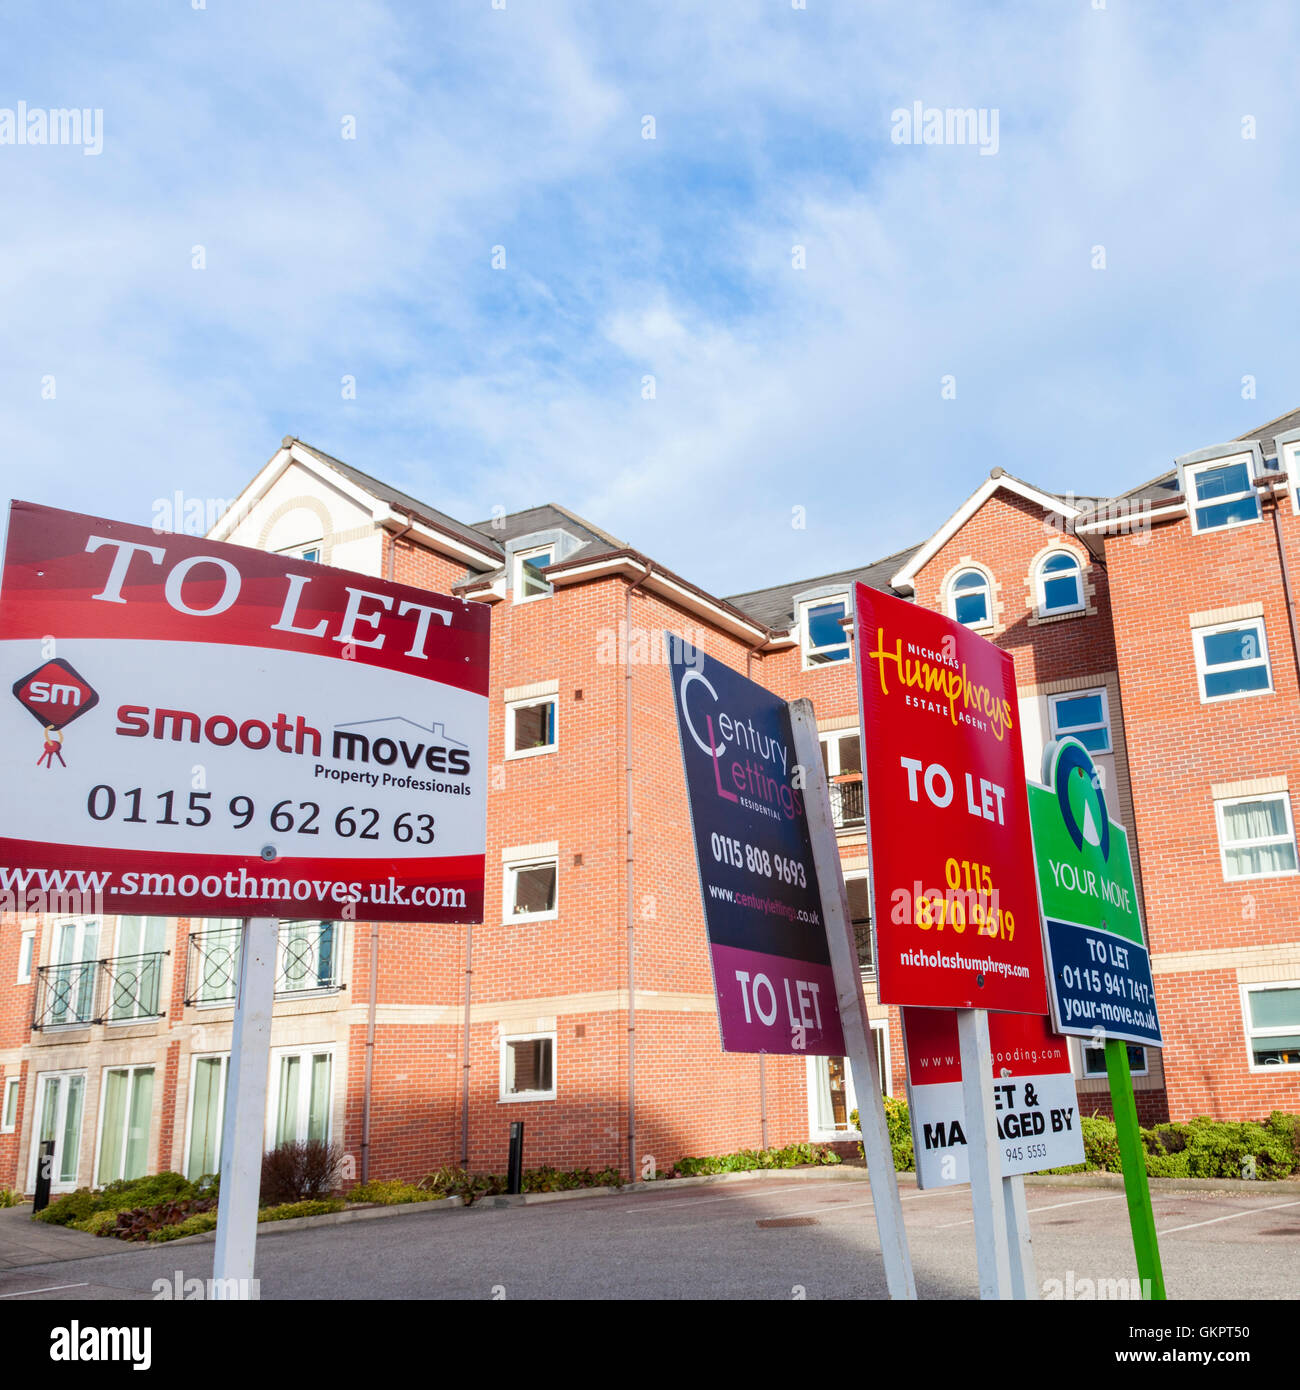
[2,1171,1297,1301]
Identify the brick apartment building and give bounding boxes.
[2,416,1297,1195]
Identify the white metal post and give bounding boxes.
[212,916,277,1298]
[789,700,917,1300]
[956,1008,1013,1300]
[1003,1174,1038,1300]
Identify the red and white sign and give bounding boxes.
[902,1008,1084,1188]
[0,501,490,922]
[854,583,1048,1013]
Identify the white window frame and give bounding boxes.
[17,926,35,984]
[499,1030,557,1102]
[805,1020,891,1141]
[843,870,873,975]
[182,1052,229,1182]
[818,727,862,776]
[27,1067,87,1193]
[92,1063,156,1187]
[1034,549,1085,616]
[513,545,555,603]
[1240,980,1300,1073]
[798,594,851,669]
[1,1076,18,1133]
[1048,688,1112,754]
[503,853,559,924]
[1193,617,1273,704]
[505,694,558,759]
[948,567,993,630]
[266,1045,335,1148]
[1214,792,1299,882]
[1185,456,1261,534]
[1078,1040,1147,1079]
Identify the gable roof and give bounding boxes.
[468,502,624,550]
[724,543,922,630]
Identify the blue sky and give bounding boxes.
[3,0,1299,596]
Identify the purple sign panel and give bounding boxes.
[667,635,845,1055]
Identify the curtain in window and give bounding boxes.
[187,1058,224,1180]
[276,1055,301,1146]
[1223,799,1297,874]
[124,1068,154,1180]
[97,1069,128,1184]
[307,1055,331,1142]
[60,1075,84,1183]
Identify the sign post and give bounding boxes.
[789,699,916,1300]
[0,500,490,1293]
[1027,736,1165,1299]
[852,582,1050,1300]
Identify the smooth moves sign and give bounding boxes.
[1028,738,1162,1049]
[903,1007,1084,1188]
[0,500,490,922]
[668,636,844,1055]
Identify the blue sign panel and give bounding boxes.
[1043,918,1163,1049]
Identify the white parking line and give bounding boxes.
[771,1189,949,1222]
[0,1282,89,1299]
[1158,1198,1300,1236]
[934,1194,1121,1229]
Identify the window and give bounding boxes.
[819,729,862,778]
[949,569,991,627]
[17,928,34,984]
[1187,458,1260,532]
[1035,550,1083,615]
[29,1070,85,1191]
[277,920,337,993]
[845,874,873,974]
[800,596,850,667]
[110,916,167,1021]
[506,695,558,758]
[1194,619,1272,701]
[268,1048,333,1146]
[185,1054,228,1180]
[1215,793,1298,880]
[1081,1043,1146,1078]
[192,919,244,1005]
[1242,984,1300,1069]
[504,857,558,922]
[513,546,554,602]
[500,1032,556,1101]
[1,1077,18,1133]
[299,547,321,563]
[96,1065,155,1185]
[808,1023,891,1138]
[1049,689,1112,754]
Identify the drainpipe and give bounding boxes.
[360,518,415,1184]
[746,635,772,1150]
[1256,476,1300,692]
[625,562,655,1182]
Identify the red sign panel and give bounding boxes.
[0,500,490,923]
[854,583,1047,1013]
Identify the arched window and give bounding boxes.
[949,568,991,627]
[1036,550,1083,615]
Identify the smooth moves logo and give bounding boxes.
[866,626,1014,743]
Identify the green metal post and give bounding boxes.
[1105,1038,1166,1300]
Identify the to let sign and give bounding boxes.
[854,583,1047,1013]
[667,636,844,1055]
[0,500,490,922]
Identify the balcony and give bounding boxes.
[184,921,341,1006]
[33,952,168,1030]
[829,777,865,830]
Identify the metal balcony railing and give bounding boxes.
[830,777,865,829]
[33,952,168,1029]
[184,922,341,1006]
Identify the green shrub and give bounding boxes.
[420,1163,623,1204]
[849,1100,915,1172]
[669,1142,840,1179]
[258,1198,345,1222]
[147,1211,219,1243]
[1080,1115,1122,1171]
[98,1172,195,1212]
[1266,1111,1300,1166]
[1181,1116,1293,1181]
[347,1179,442,1205]
[33,1189,99,1226]
[0,1187,23,1209]
[71,1210,121,1237]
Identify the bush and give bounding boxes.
[258,1198,345,1222]
[1266,1111,1300,1166]
[347,1179,442,1205]
[420,1163,623,1204]
[0,1187,24,1209]
[1181,1116,1293,1181]
[71,1210,121,1237]
[147,1211,219,1243]
[33,1189,100,1226]
[98,1172,195,1211]
[113,1197,217,1242]
[260,1141,343,1206]
[668,1142,840,1179]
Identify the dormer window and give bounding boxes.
[949,569,991,628]
[800,596,850,668]
[1187,458,1260,533]
[1035,550,1083,616]
[514,545,555,602]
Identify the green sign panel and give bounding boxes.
[1027,737,1143,945]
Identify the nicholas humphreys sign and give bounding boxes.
[667,636,845,1055]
